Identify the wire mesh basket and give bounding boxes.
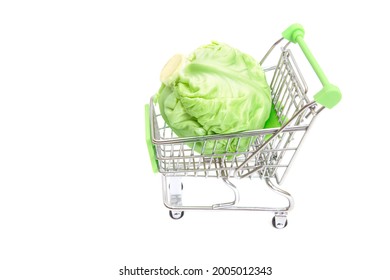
[145,24,341,228]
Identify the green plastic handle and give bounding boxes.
[145,104,158,173]
[282,24,342,109]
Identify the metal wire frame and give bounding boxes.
[148,38,331,223]
[161,175,294,212]
[150,42,323,184]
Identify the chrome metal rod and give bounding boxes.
[260,37,284,66]
[234,101,316,178]
[265,178,294,211]
[212,178,240,209]
[162,175,292,213]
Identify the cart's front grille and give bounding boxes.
[151,48,318,183]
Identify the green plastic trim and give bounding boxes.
[282,24,342,109]
[282,23,305,44]
[145,104,158,173]
[313,84,341,109]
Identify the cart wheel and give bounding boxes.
[272,216,288,229]
[169,210,184,220]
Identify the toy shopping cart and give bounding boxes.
[145,24,341,228]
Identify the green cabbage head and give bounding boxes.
[156,41,271,155]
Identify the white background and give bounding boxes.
[1,1,389,279]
